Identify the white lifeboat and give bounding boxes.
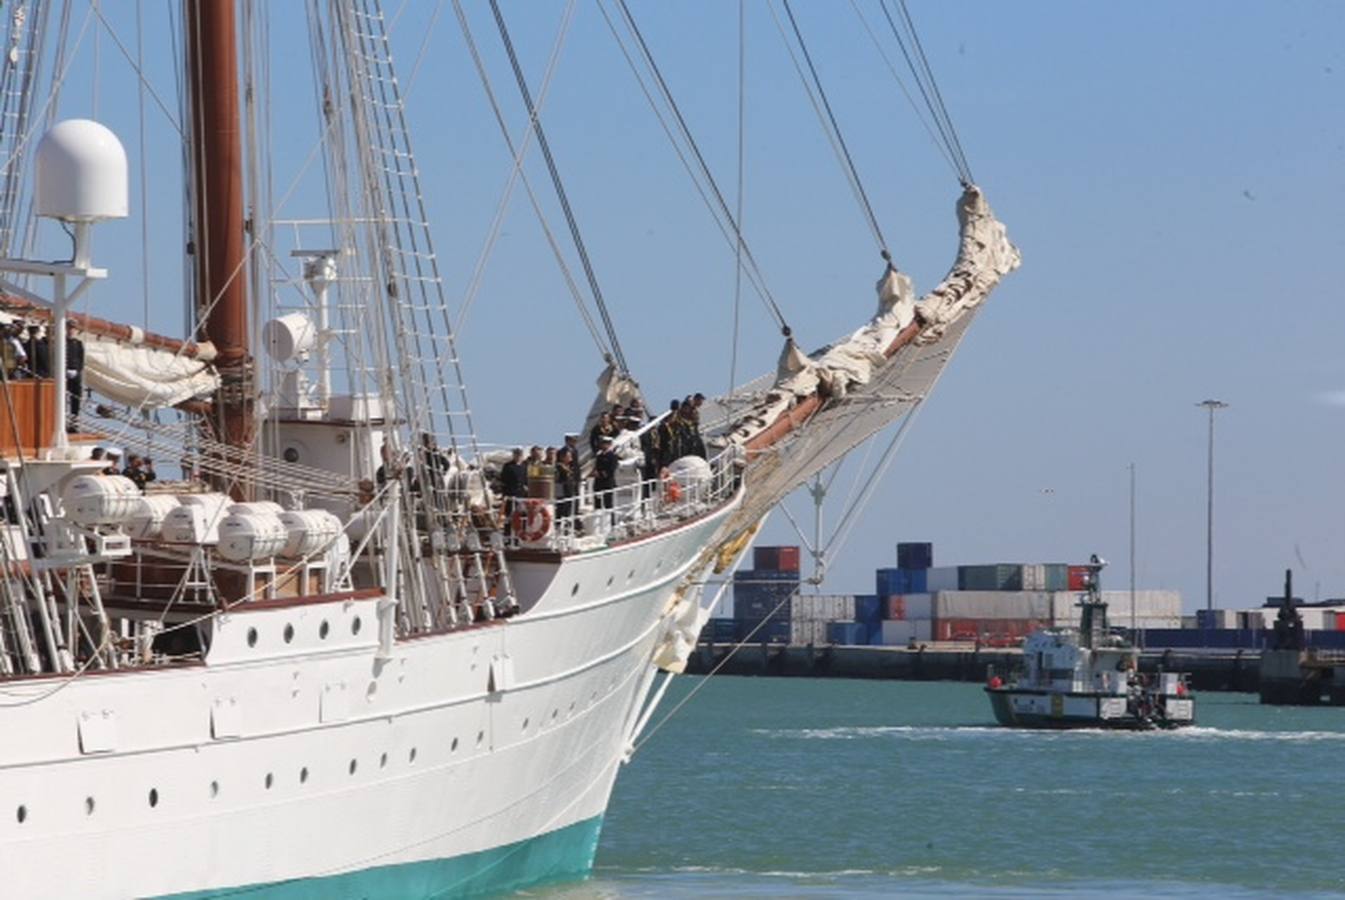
[278,509,343,558]
[126,495,182,540]
[61,475,141,527]
[162,493,231,544]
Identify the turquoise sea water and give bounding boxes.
[534,678,1345,898]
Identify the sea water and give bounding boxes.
[533,678,1345,898]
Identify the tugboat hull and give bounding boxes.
[986,688,1195,730]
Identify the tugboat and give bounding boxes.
[985,556,1195,729]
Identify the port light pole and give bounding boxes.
[1196,400,1228,612]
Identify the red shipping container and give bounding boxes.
[1336,613,1345,632]
[1067,566,1092,591]
[776,546,801,572]
[886,595,906,620]
[754,547,780,570]
[933,618,1046,645]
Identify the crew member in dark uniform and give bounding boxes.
[589,411,618,455]
[593,436,619,518]
[65,333,85,429]
[499,447,527,534]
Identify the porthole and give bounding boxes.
[348,758,358,775]
[319,621,331,640]
[265,773,274,790]
[300,767,309,784]
[570,583,580,597]
[283,624,294,644]
[246,628,258,648]
[380,752,388,769]
[409,747,418,763]
[148,788,159,808]
[352,617,362,635]
[15,805,26,823]
[451,737,459,753]
[209,781,220,799]
[476,730,484,747]
[85,797,95,816]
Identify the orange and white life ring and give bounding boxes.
[661,472,682,504]
[511,499,553,543]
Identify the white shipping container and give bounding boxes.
[1051,590,1182,625]
[880,619,931,645]
[934,591,1053,620]
[1021,564,1047,591]
[925,566,959,592]
[790,620,829,644]
[791,594,854,622]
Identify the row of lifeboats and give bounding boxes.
[60,475,345,563]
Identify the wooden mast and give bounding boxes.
[185,0,250,450]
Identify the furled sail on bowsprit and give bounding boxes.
[711,184,1021,544]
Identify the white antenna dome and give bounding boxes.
[35,119,129,222]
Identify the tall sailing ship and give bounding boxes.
[0,2,1018,896]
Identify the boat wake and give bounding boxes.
[751,724,1345,743]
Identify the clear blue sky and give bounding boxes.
[41,2,1345,611]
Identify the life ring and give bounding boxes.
[511,499,553,543]
[661,471,682,504]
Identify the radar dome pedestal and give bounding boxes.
[35,119,129,222]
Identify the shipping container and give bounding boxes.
[790,620,829,645]
[701,618,738,643]
[734,568,801,583]
[790,594,855,622]
[879,619,932,645]
[934,617,1046,646]
[1052,590,1182,627]
[959,564,1024,591]
[752,545,801,572]
[1067,565,1092,591]
[735,619,791,643]
[896,541,933,570]
[854,594,882,625]
[1196,608,1239,629]
[1020,564,1047,591]
[1044,564,1069,592]
[925,566,960,592]
[876,567,928,595]
[884,593,932,620]
[934,590,1052,620]
[827,621,870,645]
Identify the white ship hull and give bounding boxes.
[0,497,738,899]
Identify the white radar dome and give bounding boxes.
[35,119,129,222]
[264,313,316,364]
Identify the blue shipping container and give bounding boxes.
[896,542,933,570]
[854,594,882,625]
[701,618,738,643]
[737,619,790,643]
[827,621,869,645]
[876,568,927,595]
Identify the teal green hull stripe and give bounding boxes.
[163,816,603,899]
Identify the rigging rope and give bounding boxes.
[728,0,745,403]
[778,0,889,261]
[487,0,630,374]
[612,0,792,337]
[451,0,609,358]
[878,0,973,185]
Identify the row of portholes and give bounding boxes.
[12,745,418,824]
[569,560,665,599]
[245,615,362,649]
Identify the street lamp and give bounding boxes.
[1196,399,1228,612]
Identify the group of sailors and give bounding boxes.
[496,392,709,537]
[89,446,158,488]
[1,320,87,424]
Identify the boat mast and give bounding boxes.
[185,0,250,450]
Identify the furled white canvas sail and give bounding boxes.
[81,336,219,408]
